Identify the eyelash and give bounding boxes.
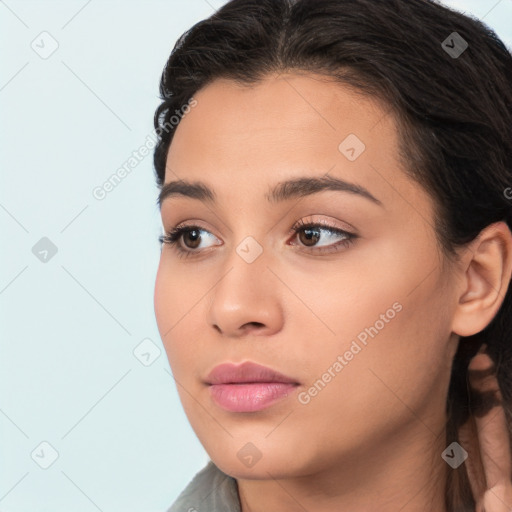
[158,218,357,259]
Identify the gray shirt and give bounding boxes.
[167,460,241,512]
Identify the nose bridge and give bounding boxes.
[213,231,269,307]
[206,230,283,336]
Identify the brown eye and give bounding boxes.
[290,221,357,253]
[182,229,202,249]
[159,225,221,257]
[298,227,321,247]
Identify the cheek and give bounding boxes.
[153,260,171,335]
[154,256,202,331]
[295,236,452,408]
[154,258,210,377]
[289,283,451,458]
[154,260,188,361]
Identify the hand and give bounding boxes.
[458,344,512,512]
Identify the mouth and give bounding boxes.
[205,361,299,412]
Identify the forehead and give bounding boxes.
[163,72,429,219]
[168,72,393,161]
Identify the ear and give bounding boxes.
[451,221,512,337]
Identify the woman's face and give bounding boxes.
[154,72,460,480]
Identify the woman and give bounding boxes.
[152,0,512,510]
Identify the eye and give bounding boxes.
[159,224,221,258]
[159,218,357,258]
[288,218,357,253]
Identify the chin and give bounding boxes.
[212,456,289,480]
[205,440,313,480]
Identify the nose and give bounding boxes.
[207,252,284,338]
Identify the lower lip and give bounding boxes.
[209,382,297,412]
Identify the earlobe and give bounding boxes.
[451,221,512,337]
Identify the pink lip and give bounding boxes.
[205,362,299,412]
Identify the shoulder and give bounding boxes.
[166,460,240,512]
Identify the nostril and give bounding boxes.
[242,321,265,330]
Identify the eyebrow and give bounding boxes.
[157,175,383,208]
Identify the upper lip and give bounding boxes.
[205,361,298,385]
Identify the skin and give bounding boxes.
[461,345,512,512]
[154,72,512,512]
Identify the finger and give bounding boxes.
[481,481,512,512]
[458,413,487,507]
[468,346,511,491]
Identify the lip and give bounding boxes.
[205,361,298,385]
[205,361,299,412]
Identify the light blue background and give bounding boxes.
[1,1,511,511]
